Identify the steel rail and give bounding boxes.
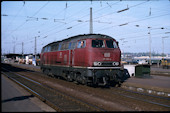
[1,71,63,112]
[3,63,169,110]
[111,87,170,108]
[118,87,170,101]
[1,67,105,111]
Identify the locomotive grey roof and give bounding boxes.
[63,33,114,41]
[43,33,115,48]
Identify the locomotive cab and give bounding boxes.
[83,38,124,86]
[88,38,121,67]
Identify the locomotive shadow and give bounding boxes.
[2,94,34,103]
[2,63,35,73]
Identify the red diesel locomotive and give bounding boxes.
[40,34,127,86]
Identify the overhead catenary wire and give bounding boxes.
[26,2,86,37]
[31,1,50,17]
[93,1,149,21]
[32,2,80,33]
[15,2,118,42]
[21,29,170,46]
[95,13,170,32]
[34,1,120,38]
[19,24,170,46]
[3,1,50,54]
[114,25,170,38]
[22,11,170,48]
[118,32,170,41]
[2,1,170,54]
[3,4,25,36]
[6,1,50,38]
[39,1,149,39]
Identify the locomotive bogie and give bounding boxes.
[41,64,124,86]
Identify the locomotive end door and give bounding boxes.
[70,49,74,66]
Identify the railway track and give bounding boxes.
[1,67,105,112]
[110,87,170,110]
[2,63,170,111]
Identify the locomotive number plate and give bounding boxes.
[104,53,110,57]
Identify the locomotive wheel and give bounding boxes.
[66,75,73,82]
[46,69,50,76]
[81,76,87,85]
[74,72,87,85]
[42,68,48,75]
[42,68,45,74]
[48,70,54,78]
[73,72,79,84]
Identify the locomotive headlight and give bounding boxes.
[93,62,102,66]
[112,62,119,66]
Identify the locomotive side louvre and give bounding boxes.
[40,34,127,86]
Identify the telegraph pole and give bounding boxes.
[162,37,164,58]
[13,43,15,54]
[148,27,151,65]
[22,42,24,58]
[162,36,169,58]
[12,36,16,54]
[35,37,37,61]
[90,7,93,34]
[34,31,40,66]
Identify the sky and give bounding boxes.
[1,0,170,55]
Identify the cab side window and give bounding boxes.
[77,40,86,48]
[71,42,76,49]
[51,43,59,51]
[68,42,72,50]
[51,44,55,51]
[44,47,48,52]
[47,46,51,52]
[58,43,62,51]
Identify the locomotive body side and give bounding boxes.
[40,34,127,86]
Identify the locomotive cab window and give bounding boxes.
[77,40,86,48]
[68,42,72,49]
[44,47,48,52]
[51,43,58,51]
[51,44,55,51]
[58,43,62,51]
[71,42,76,49]
[92,40,105,48]
[106,40,118,48]
[47,46,51,52]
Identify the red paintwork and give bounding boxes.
[40,38,121,67]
